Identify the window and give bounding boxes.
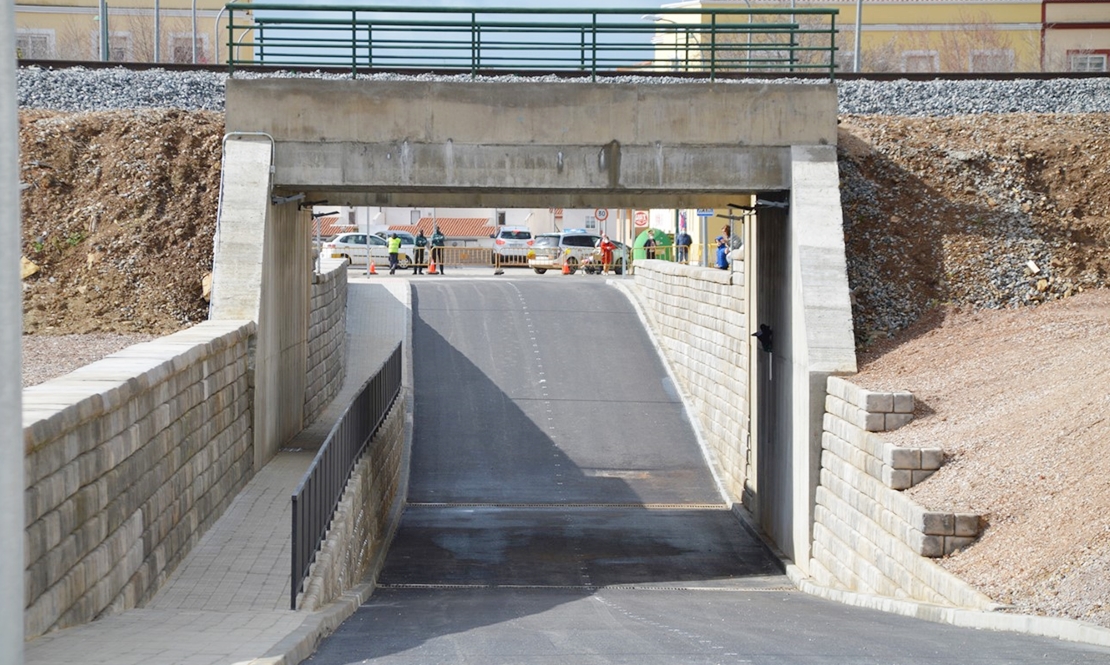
[409,210,421,225]
[170,33,209,64]
[16,30,54,59]
[1069,52,1108,73]
[496,211,506,226]
[970,49,1013,73]
[901,51,938,73]
[584,216,596,229]
[107,32,132,62]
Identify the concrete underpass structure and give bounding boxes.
[213,77,857,574]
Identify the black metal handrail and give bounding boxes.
[291,343,402,609]
[224,4,840,80]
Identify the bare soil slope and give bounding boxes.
[17,109,1110,628]
[19,109,223,335]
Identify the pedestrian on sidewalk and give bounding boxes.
[431,226,446,274]
[387,233,401,274]
[413,229,427,275]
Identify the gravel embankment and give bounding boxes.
[17,66,1110,115]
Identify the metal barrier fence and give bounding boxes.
[225,4,840,79]
[377,243,739,274]
[290,343,402,609]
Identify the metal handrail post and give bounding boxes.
[350,10,358,77]
[591,13,598,81]
[471,11,479,77]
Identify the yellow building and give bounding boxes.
[655,0,1109,73]
[14,0,248,63]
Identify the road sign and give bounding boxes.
[594,208,609,221]
[696,208,714,217]
[633,210,649,227]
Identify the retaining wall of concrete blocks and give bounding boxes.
[297,398,406,611]
[813,376,993,608]
[21,320,257,638]
[631,260,751,503]
[304,265,347,426]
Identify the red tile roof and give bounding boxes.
[390,217,496,239]
[312,216,356,238]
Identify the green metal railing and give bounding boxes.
[224,5,839,79]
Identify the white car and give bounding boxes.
[322,232,413,269]
[489,226,534,265]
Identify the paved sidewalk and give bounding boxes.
[26,276,411,665]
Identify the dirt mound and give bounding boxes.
[19,109,223,335]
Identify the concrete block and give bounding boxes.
[893,391,915,414]
[884,413,914,431]
[955,513,983,537]
[882,466,912,490]
[911,469,937,485]
[884,446,921,470]
[919,511,955,536]
[908,530,944,557]
[861,390,893,413]
[862,411,886,432]
[920,448,945,470]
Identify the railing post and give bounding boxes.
[709,13,717,80]
[226,7,234,74]
[351,10,358,79]
[471,12,479,78]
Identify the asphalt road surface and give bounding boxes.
[307,278,1110,664]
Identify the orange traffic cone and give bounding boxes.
[428,258,437,275]
[561,260,571,275]
[368,259,377,275]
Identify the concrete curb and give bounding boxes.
[250,582,375,665]
[784,563,1110,648]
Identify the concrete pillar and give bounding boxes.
[1,6,25,661]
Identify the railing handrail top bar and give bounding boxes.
[251,16,806,29]
[228,3,838,16]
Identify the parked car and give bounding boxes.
[322,232,413,269]
[489,226,534,265]
[529,230,625,275]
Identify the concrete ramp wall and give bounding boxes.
[210,136,313,466]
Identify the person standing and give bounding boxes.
[387,233,401,275]
[643,232,656,259]
[413,229,428,275]
[676,228,692,264]
[598,233,616,275]
[431,225,446,274]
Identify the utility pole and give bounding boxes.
[0,3,26,662]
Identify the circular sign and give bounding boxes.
[594,208,609,221]
[633,210,649,227]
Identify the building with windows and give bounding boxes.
[652,0,1108,73]
[14,0,249,63]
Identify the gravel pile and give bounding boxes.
[17,66,1110,115]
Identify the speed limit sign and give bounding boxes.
[594,208,609,221]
